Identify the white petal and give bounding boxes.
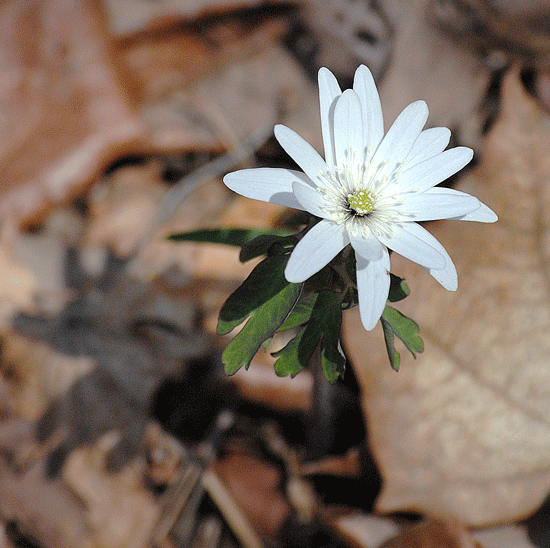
[378,222,446,270]
[407,127,451,167]
[334,89,364,170]
[372,100,429,172]
[422,237,458,290]
[318,67,342,169]
[356,248,391,331]
[349,233,384,261]
[285,220,349,283]
[353,65,384,158]
[274,124,328,187]
[223,168,311,209]
[395,187,480,222]
[292,181,326,218]
[452,201,498,222]
[399,147,473,194]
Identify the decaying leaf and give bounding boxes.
[0,0,296,228]
[343,70,550,525]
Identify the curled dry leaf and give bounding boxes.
[343,70,550,525]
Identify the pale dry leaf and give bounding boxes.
[377,0,493,150]
[472,524,537,548]
[228,350,313,414]
[0,458,95,548]
[333,513,399,548]
[63,432,159,548]
[0,234,37,326]
[85,160,168,258]
[119,16,292,154]
[186,44,322,152]
[343,69,550,525]
[1,333,94,421]
[301,0,392,78]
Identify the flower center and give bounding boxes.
[348,189,375,216]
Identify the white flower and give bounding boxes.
[223,65,497,331]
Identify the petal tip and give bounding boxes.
[318,66,334,78]
[360,314,379,331]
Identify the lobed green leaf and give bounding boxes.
[273,290,346,383]
[272,324,318,378]
[382,305,424,359]
[222,281,301,375]
[218,255,302,375]
[218,255,292,335]
[276,293,318,332]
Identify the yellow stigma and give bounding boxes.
[348,189,375,216]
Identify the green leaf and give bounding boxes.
[380,316,401,372]
[239,233,297,263]
[272,324,318,378]
[276,293,317,332]
[167,228,291,247]
[388,274,410,302]
[319,293,346,383]
[381,305,424,359]
[218,255,293,335]
[219,255,302,375]
[272,291,346,383]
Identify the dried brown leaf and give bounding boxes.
[213,450,290,542]
[104,0,288,37]
[343,70,550,525]
[0,0,149,226]
[119,16,292,154]
[379,519,480,548]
